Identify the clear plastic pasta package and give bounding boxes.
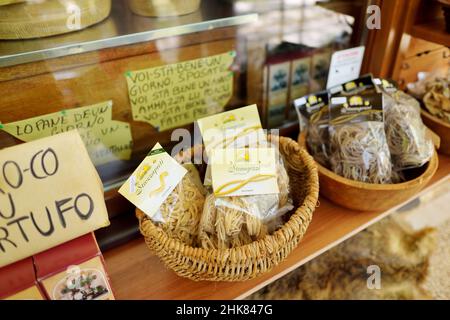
[294,90,330,167]
[328,93,395,184]
[199,147,293,249]
[406,70,449,100]
[151,164,206,246]
[199,141,292,248]
[423,74,450,123]
[374,78,434,170]
[119,143,206,246]
[197,104,267,186]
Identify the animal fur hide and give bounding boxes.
[248,216,436,300]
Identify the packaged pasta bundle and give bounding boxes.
[119,143,206,246]
[423,76,450,123]
[198,145,293,249]
[375,78,434,170]
[294,90,330,167]
[328,94,394,184]
[196,105,293,249]
[197,104,266,186]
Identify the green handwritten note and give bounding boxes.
[126,51,235,131]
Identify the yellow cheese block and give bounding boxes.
[128,0,201,17]
[0,0,111,39]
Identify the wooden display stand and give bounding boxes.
[0,26,239,224]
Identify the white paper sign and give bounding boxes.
[326,46,365,89]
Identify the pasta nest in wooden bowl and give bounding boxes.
[136,135,319,281]
[298,131,438,212]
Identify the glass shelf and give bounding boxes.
[0,0,257,67]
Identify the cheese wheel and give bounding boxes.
[0,0,111,39]
[0,0,26,6]
[128,0,200,17]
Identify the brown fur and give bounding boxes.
[248,217,436,300]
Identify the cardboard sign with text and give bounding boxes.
[0,130,109,268]
[126,51,235,131]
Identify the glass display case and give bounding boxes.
[0,0,371,249]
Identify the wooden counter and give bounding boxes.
[104,154,450,300]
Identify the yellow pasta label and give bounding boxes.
[197,104,264,155]
[197,105,265,186]
[210,148,279,197]
[126,51,235,132]
[118,143,187,219]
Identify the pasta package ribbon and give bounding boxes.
[210,148,279,197]
[214,174,276,196]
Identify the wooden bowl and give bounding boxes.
[298,131,439,211]
[128,0,201,17]
[421,110,450,156]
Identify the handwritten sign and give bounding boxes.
[126,51,235,131]
[0,101,133,166]
[79,121,133,166]
[0,131,109,268]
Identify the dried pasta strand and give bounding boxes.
[158,170,205,246]
[329,122,393,184]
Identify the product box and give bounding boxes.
[311,47,332,91]
[0,258,45,300]
[266,59,290,128]
[288,45,315,121]
[264,42,316,126]
[34,233,114,300]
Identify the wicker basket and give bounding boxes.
[298,131,439,211]
[128,0,201,17]
[0,0,111,40]
[136,135,319,281]
[421,110,450,156]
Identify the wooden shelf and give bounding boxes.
[103,154,450,300]
[409,19,450,47]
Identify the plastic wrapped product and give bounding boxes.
[198,154,292,249]
[406,71,449,99]
[423,78,450,123]
[328,94,394,184]
[152,164,206,246]
[375,79,434,170]
[294,91,330,167]
[384,94,434,169]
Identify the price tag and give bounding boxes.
[326,46,365,89]
[0,130,109,268]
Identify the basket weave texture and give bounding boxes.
[136,135,319,281]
